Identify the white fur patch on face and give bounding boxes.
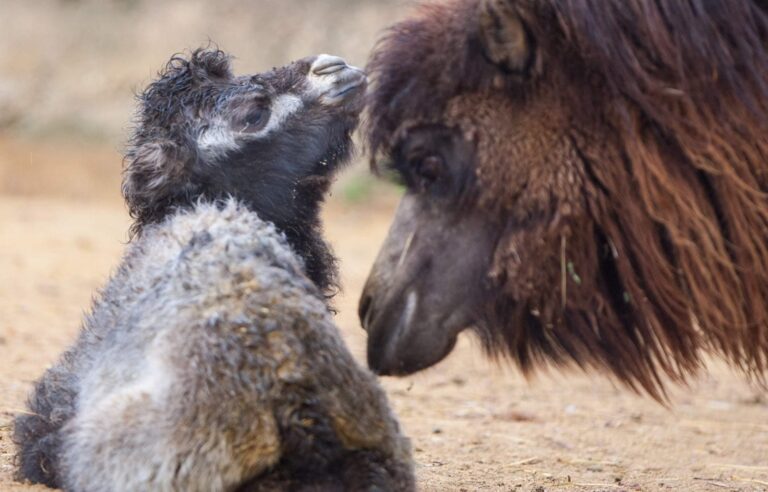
[197,94,303,162]
[197,117,239,162]
[253,94,303,137]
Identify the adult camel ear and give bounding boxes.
[478,0,532,73]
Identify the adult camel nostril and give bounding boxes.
[311,55,348,76]
[359,293,375,331]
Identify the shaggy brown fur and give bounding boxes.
[363,0,768,399]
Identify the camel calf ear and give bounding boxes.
[478,0,531,73]
[122,140,189,229]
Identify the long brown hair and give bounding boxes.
[366,0,768,399]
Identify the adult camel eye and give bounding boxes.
[414,155,444,191]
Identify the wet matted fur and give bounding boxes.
[361,0,768,400]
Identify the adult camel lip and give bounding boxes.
[364,288,462,376]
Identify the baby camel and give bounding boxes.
[14,48,414,492]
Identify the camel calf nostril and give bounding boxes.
[311,54,348,76]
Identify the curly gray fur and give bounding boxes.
[15,200,414,491]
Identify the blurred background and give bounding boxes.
[2,2,767,491]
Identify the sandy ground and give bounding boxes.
[1,138,767,491]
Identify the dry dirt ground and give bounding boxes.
[1,137,767,492]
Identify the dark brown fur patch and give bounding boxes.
[366,0,768,399]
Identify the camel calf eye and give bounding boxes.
[245,109,266,127]
[236,105,271,134]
